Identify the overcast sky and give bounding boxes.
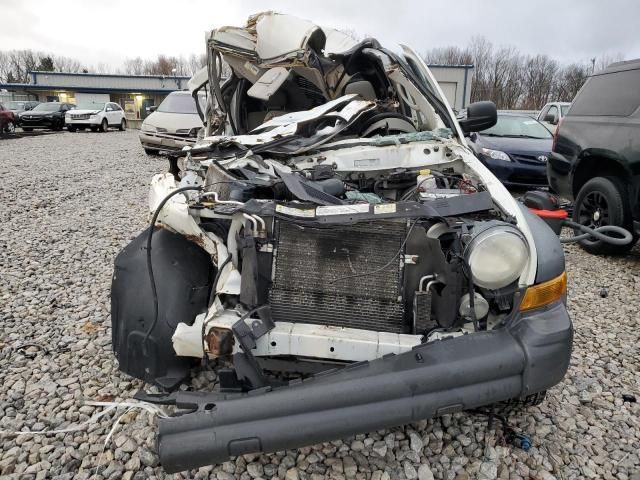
[1,0,638,69]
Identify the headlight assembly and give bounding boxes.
[481,147,511,162]
[464,222,529,289]
[142,124,157,133]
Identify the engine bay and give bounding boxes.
[161,140,530,375]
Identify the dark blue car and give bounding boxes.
[468,113,552,188]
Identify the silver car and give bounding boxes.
[139,91,205,155]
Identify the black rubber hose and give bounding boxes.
[143,185,202,357]
[561,220,633,245]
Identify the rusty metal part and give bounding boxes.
[205,327,235,357]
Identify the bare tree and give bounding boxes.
[187,53,207,75]
[422,37,614,109]
[0,51,12,82]
[594,52,624,73]
[423,46,473,66]
[553,63,590,101]
[55,55,85,73]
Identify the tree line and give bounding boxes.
[0,50,207,83]
[422,36,623,110]
[1,42,624,111]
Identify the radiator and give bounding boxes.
[269,220,408,333]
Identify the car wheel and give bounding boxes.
[573,176,637,255]
[23,127,33,132]
[100,119,108,132]
[68,126,77,132]
[5,121,16,133]
[119,118,127,131]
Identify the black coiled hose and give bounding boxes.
[560,220,634,245]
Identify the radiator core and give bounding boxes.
[269,220,408,333]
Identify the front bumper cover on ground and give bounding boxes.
[157,302,572,473]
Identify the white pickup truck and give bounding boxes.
[537,101,571,132]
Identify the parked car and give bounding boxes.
[112,13,572,473]
[548,59,640,254]
[0,102,17,133]
[65,101,126,132]
[18,102,74,131]
[537,101,571,132]
[6,100,40,116]
[138,91,204,155]
[468,113,552,188]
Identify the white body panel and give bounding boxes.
[173,310,422,362]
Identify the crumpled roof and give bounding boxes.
[209,12,360,66]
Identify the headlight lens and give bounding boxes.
[142,124,156,133]
[465,223,529,289]
[481,148,511,162]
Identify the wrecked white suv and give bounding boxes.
[110,13,572,473]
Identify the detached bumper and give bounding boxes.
[158,302,572,473]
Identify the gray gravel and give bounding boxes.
[1,130,639,480]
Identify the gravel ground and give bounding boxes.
[0,130,638,480]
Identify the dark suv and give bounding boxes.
[548,59,640,254]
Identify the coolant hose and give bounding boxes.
[560,220,633,245]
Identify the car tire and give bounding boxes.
[23,127,33,132]
[68,126,77,132]
[573,176,637,255]
[144,148,159,156]
[100,119,108,132]
[119,118,127,131]
[5,121,16,133]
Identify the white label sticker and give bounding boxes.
[354,158,380,167]
[374,203,397,214]
[316,204,370,216]
[275,204,316,217]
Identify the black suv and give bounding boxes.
[548,59,640,254]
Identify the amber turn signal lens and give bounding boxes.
[519,272,567,311]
